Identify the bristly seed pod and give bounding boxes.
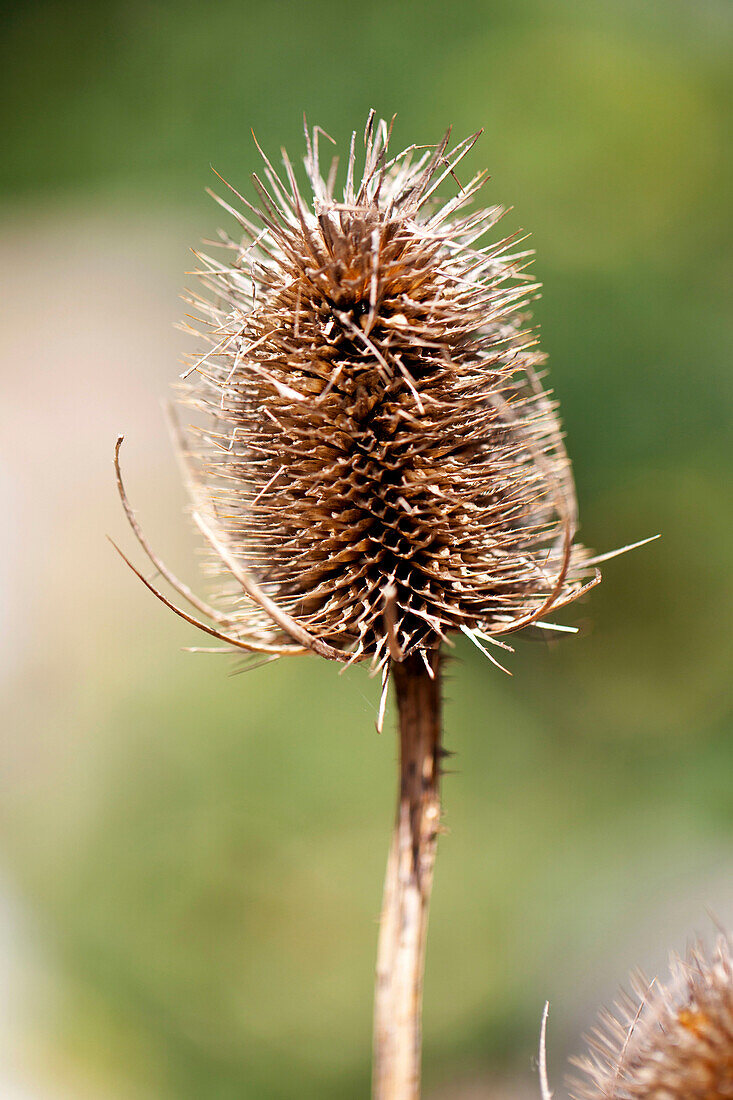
[568,934,733,1099]
[112,110,641,1100]
[114,111,607,711]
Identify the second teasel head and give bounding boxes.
[569,934,733,1100]
[117,112,600,686]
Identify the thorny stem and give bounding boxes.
[373,650,442,1100]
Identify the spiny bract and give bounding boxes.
[569,935,733,1100]
[118,112,600,691]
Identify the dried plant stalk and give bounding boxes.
[374,651,442,1099]
[113,111,622,1100]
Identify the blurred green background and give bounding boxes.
[0,1,731,1097]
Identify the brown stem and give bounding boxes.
[373,650,442,1100]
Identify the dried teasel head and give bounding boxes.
[114,111,626,707]
[568,934,733,1099]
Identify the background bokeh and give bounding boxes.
[1,1,731,1096]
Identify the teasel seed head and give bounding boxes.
[568,934,733,1099]
[114,112,609,697]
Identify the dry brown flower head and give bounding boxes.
[113,111,625,711]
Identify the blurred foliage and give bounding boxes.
[1,0,731,1096]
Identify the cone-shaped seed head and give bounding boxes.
[569,935,733,1099]
[177,113,597,670]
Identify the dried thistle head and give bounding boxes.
[115,112,603,702]
[569,934,733,1099]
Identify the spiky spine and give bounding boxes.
[569,935,733,1099]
